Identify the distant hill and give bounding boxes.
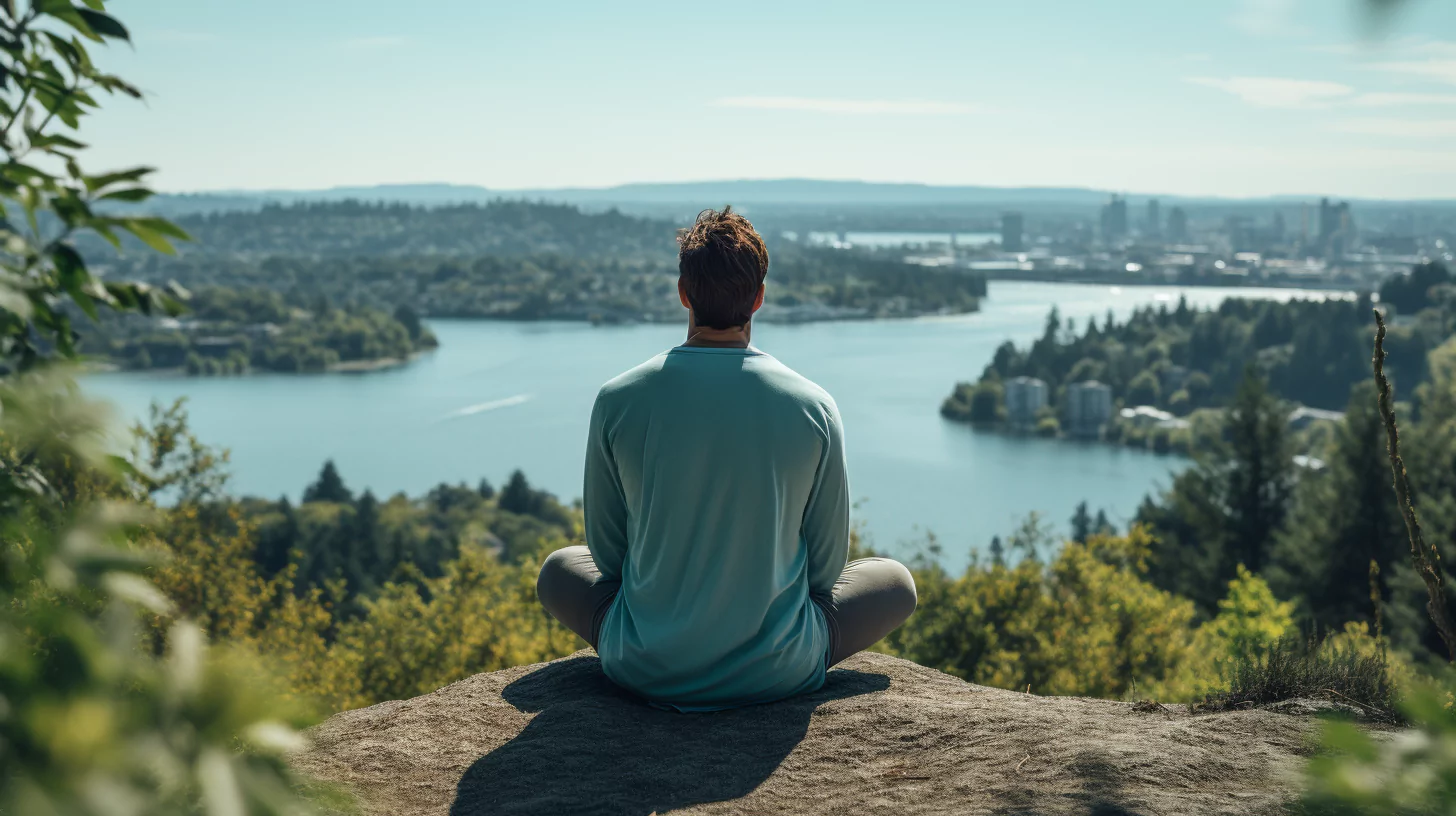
[143,179,1456,220]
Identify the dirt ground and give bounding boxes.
[294,649,1317,816]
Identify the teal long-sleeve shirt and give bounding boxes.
[583,345,851,710]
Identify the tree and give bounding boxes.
[1127,369,1161,406]
[1378,260,1450,316]
[255,495,299,577]
[1269,385,1404,633]
[1223,368,1295,576]
[394,303,424,340]
[1140,368,1294,614]
[304,459,354,504]
[1070,501,1092,544]
[477,477,496,500]
[352,488,384,587]
[498,469,541,516]
[0,4,314,811]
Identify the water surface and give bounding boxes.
[84,282,1333,569]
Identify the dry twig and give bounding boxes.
[1372,309,1456,662]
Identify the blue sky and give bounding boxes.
[82,0,1456,198]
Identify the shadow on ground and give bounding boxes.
[450,656,890,816]
[990,752,1151,816]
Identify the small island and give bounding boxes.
[88,285,438,375]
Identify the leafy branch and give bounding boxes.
[0,0,192,376]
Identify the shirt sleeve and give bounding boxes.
[583,392,630,581]
[802,399,851,596]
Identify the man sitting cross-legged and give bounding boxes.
[537,206,916,711]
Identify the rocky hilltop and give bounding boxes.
[294,650,1315,815]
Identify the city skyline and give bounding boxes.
[85,0,1456,199]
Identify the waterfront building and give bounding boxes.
[1005,376,1048,430]
[1066,380,1114,438]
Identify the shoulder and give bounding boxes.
[753,353,842,426]
[595,351,670,406]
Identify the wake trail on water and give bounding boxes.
[439,393,533,421]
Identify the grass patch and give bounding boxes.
[1193,636,1400,724]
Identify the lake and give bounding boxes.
[805,231,1001,249]
[83,281,1337,570]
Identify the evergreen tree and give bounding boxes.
[1093,509,1115,536]
[304,459,354,504]
[477,477,496,500]
[353,489,384,587]
[1269,385,1404,632]
[1141,368,1295,614]
[988,535,1005,568]
[1071,501,1092,544]
[1224,369,1295,575]
[498,469,540,516]
[254,496,299,577]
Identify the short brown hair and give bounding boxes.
[677,206,769,330]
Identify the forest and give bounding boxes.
[941,264,1450,452]
[101,201,988,325]
[88,285,437,374]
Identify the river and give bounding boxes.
[82,281,1337,570]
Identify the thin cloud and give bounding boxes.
[1351,91,1456,107]
[1186,76,1353,109]
[1335,118,1456,137]
[1230,0,1307,37]
[1369,57,1456,87]
[713,96,976,115]
[343,36,407,49]
[149,29,217,44]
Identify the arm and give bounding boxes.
[583,393,629,580]
[803,400,851,596]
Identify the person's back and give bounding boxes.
[536,207,916,710]
[586,345,844,707]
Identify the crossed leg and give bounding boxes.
[536,546,917,667]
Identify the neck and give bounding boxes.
[684,321,751,349]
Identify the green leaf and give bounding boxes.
[101,572,174,614]
[84,166,152,193]
[44,8,101,43]
[52,244,97,320]
[91,223,121,249]
[41,31,83,67]
[0,277,32,320]
[131,216,191,242]
[74,9,130,41]
[120,220,175,254]
[98,187,151,202]
[166,280,192,301]
[28,129,86,151]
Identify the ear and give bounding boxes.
[678,278,692,311]
[751,283,765,314]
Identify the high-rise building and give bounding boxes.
[1005,376,1048,430]
[1000,212,1025,253]
[1317,198,1355,257]
[1145,198,1161,238]
[1318,198,1337,242]
[1100,195,1128,243]
[1064,381,1113,438]
[1166,206,1188,242]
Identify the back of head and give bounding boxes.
[677,206,769,330]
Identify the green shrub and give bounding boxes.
[1299,677,1456,814]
